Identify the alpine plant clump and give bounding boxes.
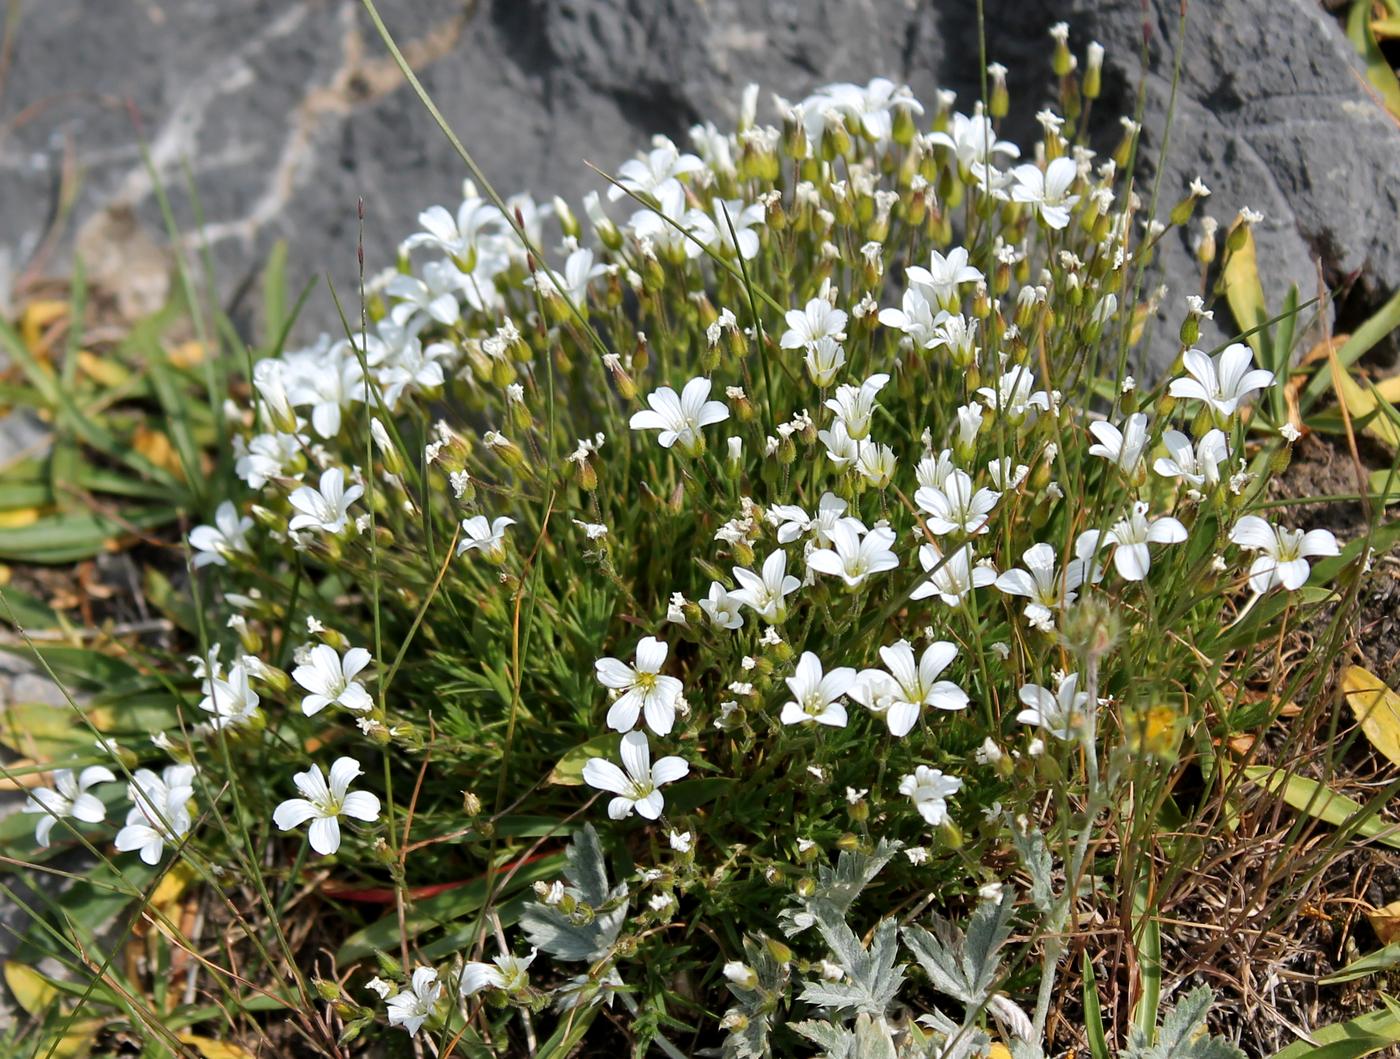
[24,25,1347,1057]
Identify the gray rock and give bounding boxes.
[0,0,1395,370]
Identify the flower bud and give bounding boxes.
[1083,41,1104,99]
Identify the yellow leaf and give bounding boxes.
[132,425,185,480]
[1375,374,1400,403]
[19,300,67,353]
[77,350,130,388]
[1344,666,1400,769]
[1369,899,1400,944]
[1221,221,1268,364]
[5,961,60,1015]
[176,1034,256,1059]
[150,860,198,916]
[1334,371,1400,452]
[168,340,207,368]
[0,507,42,528]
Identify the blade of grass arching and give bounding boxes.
[719,200,776,435]
[1130,889,1161,1046]
[358,0,616,369]
[1302,287,1400,412]
[269,275,318,360]
[177,159,229,449]
[262,239,289,347]
[1270,1005,1400,1059]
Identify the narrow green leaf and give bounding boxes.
[1242,766,1400,850]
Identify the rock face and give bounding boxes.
[0,0,1396,366]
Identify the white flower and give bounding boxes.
[910,543,997,605]
[780,652,857,727]
[457,515,517,562]
[855,441,897,487]
[928,111,1020,170]
[1229,515,1339,593]
[1154,429,1228,488]
[459,948,538,997]
[272,757,382,856]
[1088,413,1149,473]
[731,549,801,623]
[198,661,261,730]
[818,418,860,468]
[235,430,305,489]
[596,636,684,735]
[114,765,197,864]
[292,644,373,716]
[878,287,947,350]
[532,247,607,304]
[287,348,364,440]
[288,468,363,534]
[582,730,688,820]
[609,140,704,201]
[1169,344,1275,416]
[915,469,1000,536]
[188,501,254,568]
[824,373,889,440]
[851,641,968,737]
[699,581,745,630]
[385,966,442,1037]
[1104,502,1188,581]
[995,543,1087,631]
[669,829,693,853]
[693,198,765,260]
[807,519,899,587]
[906,247,982,310]
[385,261,463,327]
[781,297,847,350]
[804,336,847,387]
[977,366,1051,418]
[1011,156,1080,229]
[402,197,502,258]
[629,377,729,455]
[24,766,115,847]
[899,766,962,826]
[1017,674,1090,740]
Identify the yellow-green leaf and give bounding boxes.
[176,1034,257,1059]
[1344,666,1400,768]
[1222,220,1269,365]
[1334,371,1400,453]
[5,961,60,1016]
[1242,766,1400,849]
[547,732,620,786]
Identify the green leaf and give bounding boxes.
[1271,1005,1400,1059]
[1084,950,1111,1059]
[1321,942,1400,985]
[1303,288,1400,411]
[547,732,621,786]
[1347,0,1400,119]
[1242,766,1400,849]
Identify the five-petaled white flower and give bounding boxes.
[780,652,857,727]
[114,765,197,864]
[273,757,382,856]
[804,336,847,387]
[582,731,689,820]
[906,247,983,311]
[928,110,1020,171]
[288,468,364,534]
[699,581,745,630]
[385,967,443,1037]
[878,288,947,349]
[731,549,801,623]
[459,949,538,997]
[910,543,997,605]
[915,469,1000,536]
[629,377,729,456]
[24,765,115,847]
[899,766,962,826]
[781,297,848,351]
[1011,156,1080,229]
[188,501,254,568]
[609,141,704,201]
[1229,516,1339,594]
[1168,344,1275,417]
[995,543,1087,631]
[1088,413,1149,473]
[293,644,373,715]
[977,367,1051,419]
[1017,674,1091,740]
[1103,502,1188,581]
[825,373,889,440]
[806,519,899,587]
[596,636,684,735]
[1154,429,1228,489]
[198,661,261,730]
[531,247,607,305]
[457,515,517,562]
[851,641,968,737]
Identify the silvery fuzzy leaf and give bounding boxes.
[963,891,1015,1001]
[565,823,611,906]
[780,839,902,937]
[903,920,975,1004]
[792,1018,858,1057]
[853,1013,899,1059]
[722,1009,774,1058]
[1008,824,1054,915]
[806,910,905,1016]
[520,825,627,961]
